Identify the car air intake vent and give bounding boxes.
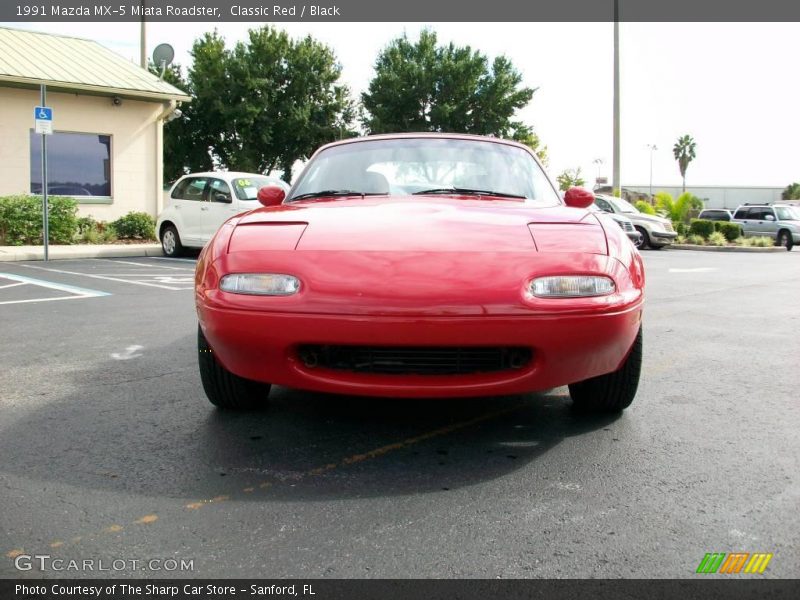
[297,345,533,375]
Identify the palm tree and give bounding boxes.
[672,134,697,193]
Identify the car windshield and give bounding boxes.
[775,206,800,220]
[232,177,283,201]
[288,137,560,205]
[609,197,640,214]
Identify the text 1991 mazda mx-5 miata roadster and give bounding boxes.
[195,134,644,412]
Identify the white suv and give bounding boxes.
[156,172,290,257]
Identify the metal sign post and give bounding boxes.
[35,86,52,260]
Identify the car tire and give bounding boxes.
[634,227,649,250]
[568,326,642,413]
[777,230,794,251]
[198,326,271,409]
[161,224,184,257]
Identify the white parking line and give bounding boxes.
[97,258,194,271]
[0,272,111,305]
[149,257,198,264]
[0,282,26,290]
[668,268,718,273]
[18,264,186,291]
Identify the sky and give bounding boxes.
[4,21,800,188]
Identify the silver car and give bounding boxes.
[593,194,677,250]
[731,204,800,251]
[589,204,642,245]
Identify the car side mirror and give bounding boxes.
[257,185,286,208]
[764,214,775,221]
[214,193,231,204]
[563,187,594,209]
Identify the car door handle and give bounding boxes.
[201,206,209,211]
[174,204,181,209]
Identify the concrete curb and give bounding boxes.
[0,244,164,262]
[669,244,786,253]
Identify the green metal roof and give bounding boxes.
[0,27,190,102]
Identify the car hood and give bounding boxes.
[626,212,670,226]
[234,197,606,253]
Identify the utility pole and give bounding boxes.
[612,0,621,197]
[647,144,658,200]
[139,1,147,68]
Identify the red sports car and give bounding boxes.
[195,134,644,412]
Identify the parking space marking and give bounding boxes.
[0,282,26,290]
[111,345,144,360]
[98,258,195,271]
[150,257,198,264]
[0,272,111,305]
[18,264,188,291]
[668,267,718,273]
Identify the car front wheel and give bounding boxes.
[634,227,649,250]
[198,326,271,409]
[569,326,642,413]
[777,230,794,251]
[161,225,184,257]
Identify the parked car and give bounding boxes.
[697,208,733,222]
[593,194,677,249]
[195,134,645,413]
[156,172,290,257]
[731,203,800,251]
[589,204,642,246]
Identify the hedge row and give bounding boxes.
[688,219,742,242]
[0,195,156,246]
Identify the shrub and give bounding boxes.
[689,219,715,239]
[0,195,78,245]
[687,234,706,245]
[675,222,688,236]
[675,234,687,244]
[741,236,774,247]
[655,191,703,223]
[110,211,156,240]
[634,200,656,215]
[76,215,97,235]
[707,231,727,246]
[718,222,742,242]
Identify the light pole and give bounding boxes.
[593,158,604,187]
[647,144,657,200]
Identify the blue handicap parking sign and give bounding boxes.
[35,106,53,120]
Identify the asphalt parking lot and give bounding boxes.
[1,250,798,579]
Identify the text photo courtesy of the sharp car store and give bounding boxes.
[2,1,800,600]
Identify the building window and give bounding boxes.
[30,131,111,197]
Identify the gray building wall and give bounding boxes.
[620,185,784,209]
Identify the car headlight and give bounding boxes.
[219,273,300,296]
[529,276,615,298]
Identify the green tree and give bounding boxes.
[148,61,209,182]
[157,27,355,183]
[361,30,546,161]
[672,134,697,192]
[654,191,702,223]
[781,182,800,200]
[556,168,585,191]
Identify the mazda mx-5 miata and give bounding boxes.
[195,134,645,412]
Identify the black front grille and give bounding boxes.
[297,345,532,375]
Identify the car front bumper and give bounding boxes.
[649,230,678,246]
[198,303,643,398]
